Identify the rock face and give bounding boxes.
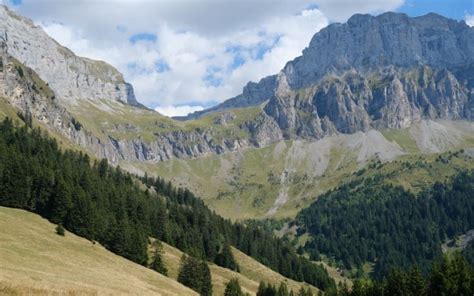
[0,5,138,106]
[182,12,474,142]
[283,12,474,89]
[1,9,473,165]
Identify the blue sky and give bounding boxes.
[4,0,474,116]
[399,0,473,20]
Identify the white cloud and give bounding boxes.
[314,0,405,22]
[155,105,204,117]
[466,14,474,27]
[39,8,329,110]
[7,0,405,116]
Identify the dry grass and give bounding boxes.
[0,207,197,296]
[159,243,319,296]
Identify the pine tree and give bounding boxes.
[408,266,426,296]
[151,244,168,276]
[215,243,239,271]
[224,278,243,296]
[178,255,213,296]
[277,282,289,296]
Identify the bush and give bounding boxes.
[56,224,65,236]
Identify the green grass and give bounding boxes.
[11,57,55,100]
[140,125,474,221]
[382,128,419,153]
[0,206,197,295]
[68,99,261,144]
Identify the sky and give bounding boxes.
[3,0,474,117]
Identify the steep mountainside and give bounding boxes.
[0,5,138,106]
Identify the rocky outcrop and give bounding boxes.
[0,5,138,106]
[181,12,474,142]
[283,12,474,89]
[263,66,473,139]
[179,75,277,120]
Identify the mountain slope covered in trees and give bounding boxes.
[296,165,474,278]
[0,117,335,292]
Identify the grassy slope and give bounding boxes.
[140,121,474,220]
[68,99,261,144]
[158,242,320,296]
[0,206,197,296]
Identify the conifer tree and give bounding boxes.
[151,244,168,276]
[215,243,239,271]
[224,278,243,296]
[178,255,212,296]
[277,282,289,296]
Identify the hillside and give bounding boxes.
[142,120,474,219]
[296,168,474,278]
[0,117,336,292]
[155,242,319,295]
[0,206,197,295]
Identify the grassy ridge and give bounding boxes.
[0,206,197,295]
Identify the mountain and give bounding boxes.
[0,5,138,106]
[184,12,473,139]
[0,7,473,220]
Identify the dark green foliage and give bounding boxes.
[151,242,168,276]
[224,278,243,296]
[177,255,212,296]
[297,172,474,278]
[0,118,334,291]
[257,282,277,296]
[296,287,313,296]
[341,253,474,296]
[428,253,474,296]
[55,224,65,236]
[463,241,474,266]
[277,282,289,296]
[215,243,239,271]
[143,177,336,291]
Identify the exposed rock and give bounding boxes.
[181,12,473,143]
[0,5,138,106]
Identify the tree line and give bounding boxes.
[339,253,474,295]
[296,168,474,278]
[0,118,335,292]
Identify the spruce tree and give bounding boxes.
[277,282,289,296]
[151,246,168,276]
[224,278,243,296]
[178,255,212,296]
[215,243,239,271]
[408,266,426,296]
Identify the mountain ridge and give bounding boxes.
[182,12,473,122]
[0,5,140,106]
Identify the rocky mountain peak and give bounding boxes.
[0,5,139,106]
[285,12,473,89]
